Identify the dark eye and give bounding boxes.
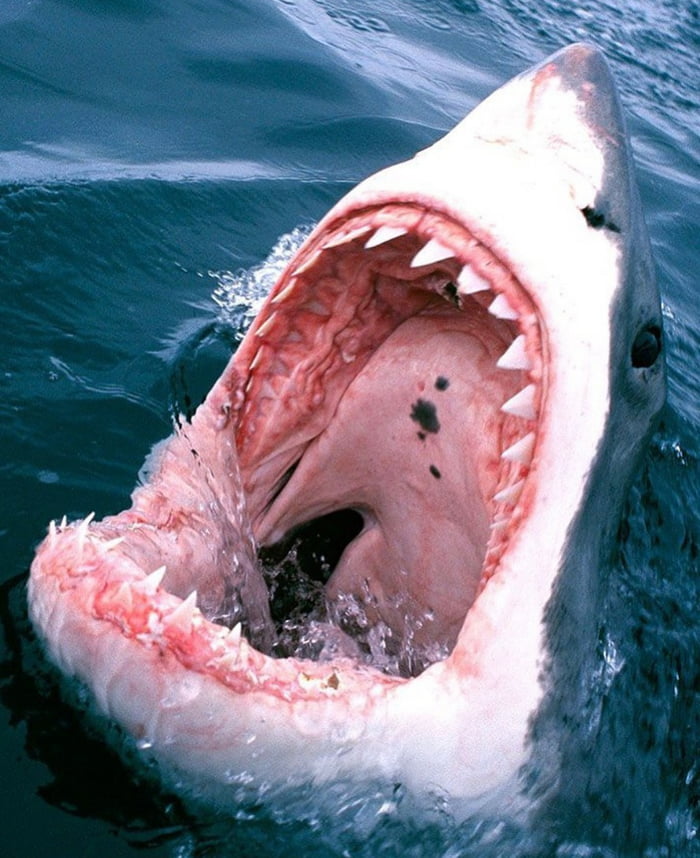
[631,325,662,368]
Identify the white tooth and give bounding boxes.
[101,536,126,552]
[494,479,525,505]
[271,278,299,304]
[489,293,519,320]
[410,238,455,267]
[457,264,490,294]
[114,582,134,611]
[501,432,536,465]
[48,519,57,546]
[60,515,68,530]
[76,512,95,552]
[168,590,198,627]
[292,250,321,276]
[238,638,250,668]
[502,384,537,420]
[490,516,509,532]
[255,312,277,338]
[321,225,372,249]
[250,347,265,370]
[496,335,532,370]
[364,225,408,248]
[228,622,242,642]
[141,565,166,593]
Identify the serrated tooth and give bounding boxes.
[457,264,490,295]
[502,384,537,420]
[167,590,198,628]
[501,432,536,465]
[271,278,299,304]
[255,312,277,338]
[364,225,408,248]
[410,238,456,268]
[140,566,166,594]
[321,225,372,249]
[496,335,531,370]
[489,293,519,320]
[101,536,126,552]
[494,479,525,505]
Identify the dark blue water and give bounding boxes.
[1,1,699,856]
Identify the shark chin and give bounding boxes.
[28,43,665,817]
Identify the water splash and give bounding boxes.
[210,225,314,331]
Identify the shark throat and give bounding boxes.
[232,204,545,675]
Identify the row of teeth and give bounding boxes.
[45,517,260,665]
[44,518,348,686]
[42,221,539,651]
[250,220,540,531]
[326,223,540,512]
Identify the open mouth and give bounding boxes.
[227,201,546,676]
[32,201,547,690]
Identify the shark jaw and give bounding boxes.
[28,44,664,814]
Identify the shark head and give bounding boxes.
[29,44,664,815]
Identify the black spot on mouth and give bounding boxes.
[443,282,459,305]
[429,464,441,479]
[435,376,450,391]
[410,399,440,433]
[581,205,620,233]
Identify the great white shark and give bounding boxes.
[28,44,665,815]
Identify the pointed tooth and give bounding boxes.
[321,225,372,249]
[250,347,265,370]
[410,238,456,268]
[271,278,299,304]
[167,590,198,628]
[60,515,68,530]
[489,293,519,320]
[502,384,537,420]
[255,312,277,338]
[48,519,57,547]
[364,225,408,248]
[228,622,242,643]
[114,582,134,611]
[490,516,509,532]
[501,432,536,465]
[141,565,166,594]
[291,249,321,276]
[497,335,532,371]
[494,479,525,505]
[457,264,490,295]
[101,536,126,552]
[76,513,95,552]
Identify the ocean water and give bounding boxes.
[1,1,699,856]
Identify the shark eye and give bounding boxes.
[631,325,662,368]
